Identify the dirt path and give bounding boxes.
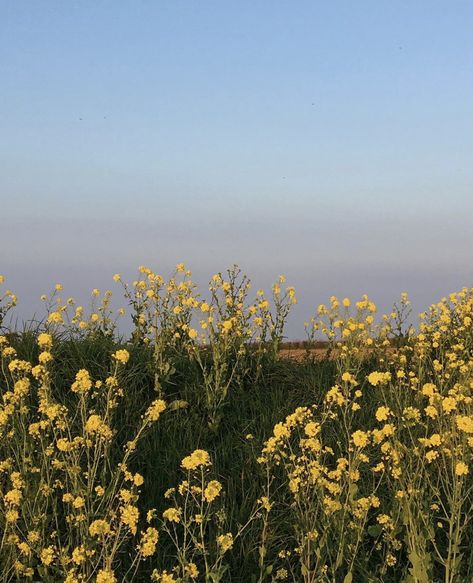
[278,347,329,361]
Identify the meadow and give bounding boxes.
[0,266,472,583]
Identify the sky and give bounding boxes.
[1,1,472,337]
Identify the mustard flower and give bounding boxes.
[85,414,112,439]
[217,532,233,553]
[455,462,469,476]
[37,333,53,349]
[71,369,93,393]
[139,527,159,557]
[352,430,369,448]
[120,505,139,534]
[367,371,392,386]
[184,563,199,578]
[96,569,117,583]
[162,507,181,523]
[145,399,167,422]
[375,406,391,422]
[456,415,473,433]
[89,519,111,537]
[112,349,130,364]
[181,449,211,470]
[72,546,86,565]
[203,480,222,502]
[40,546,55,566]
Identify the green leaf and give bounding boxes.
[168,399,189,411]
[348,482,358,501]
[367,524,383,537]
[408,550,431,583]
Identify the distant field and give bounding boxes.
[1,267,472,582]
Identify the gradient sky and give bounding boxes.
[1,1,472,337]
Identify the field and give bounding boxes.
[0,266,472,583]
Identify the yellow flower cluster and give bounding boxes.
[181,449,211,470]
[112,349,130,364]
[145,399,167,422]
[0,330,163,581]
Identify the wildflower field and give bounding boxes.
[0,266,472,583]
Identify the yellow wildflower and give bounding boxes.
[352,430,369,448]
[184,563,199,578]
[139,527,159,557]
[217,532,233,553]
[163,507,181,523]
[89,519,111,537]
[375,407,391,422]
[37,333,53,349]
[181,449,211,470]
[112,349,130,364]
[120,505,139,534]
[455,462,469,476]
[96,569,117,583]
[204,480,222,502]
[40,546,55,566]
[367,371,391,386]
[145,399,166,422]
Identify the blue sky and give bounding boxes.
[1,1,472,336]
